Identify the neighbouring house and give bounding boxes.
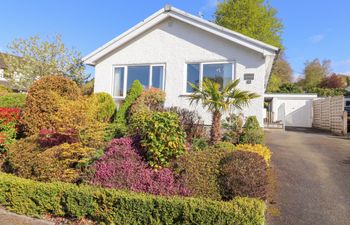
[264,93,318,128]
[0,54,8,86]
[83,5,279,126]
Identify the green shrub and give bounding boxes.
[222,113,244,144]
[114,80,143,125]
[219,151,268,200]
[0,93,26,108]
[244,116,260,130]
[103,123,127,141]
[172,149,229,200]
[140,112,185,168]
[240,128,265,144]
[128,88,166,136]
[305,87,347,97]
[213,141,236,151]
[0,172,265,225]
[93,92,116,122]
[23,76,80,135]
[191,137,208,151]
[240,116,265,144]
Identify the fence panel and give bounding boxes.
[313,96,347,135]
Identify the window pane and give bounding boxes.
[113,67,124,97]
[187,64,200,93]
[203,63,232,90]
[152,66,164,89]
[127,66,150,90]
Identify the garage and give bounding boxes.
[264,93,318,128]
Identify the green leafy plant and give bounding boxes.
[0,93,27,108]
[187,79,258,144]
[212,141,236,151]
[222,113,244,144]
[191,137,209,151]
[219,151,268,200]
[240,116,265,144]
[128,88,166,136]
[93,92,116,122]
[114,80,143,125]
[0,172,266,225]
[140,112,185,168]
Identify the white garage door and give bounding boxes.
[283,99,313,127]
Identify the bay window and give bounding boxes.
[186,62,234,93]
[112,64,165,98]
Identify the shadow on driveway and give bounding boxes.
[266,128,350,225]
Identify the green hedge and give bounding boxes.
[0,172,265,225]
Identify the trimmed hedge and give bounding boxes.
[0,173,265,225]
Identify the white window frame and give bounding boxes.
[184,61,235,94]
[111,64,166,99]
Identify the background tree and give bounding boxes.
[271,53,292,83]
[278,83,303,93]
[2,34,87,91]
[187,79,258,144]
[214,0,283,48]
[319,73,346,89]
[266,73,281,93]
[302,59,331,88]
[267,52,293,92]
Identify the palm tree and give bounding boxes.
[187,78,259,144]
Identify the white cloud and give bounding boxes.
[308,34,324,43]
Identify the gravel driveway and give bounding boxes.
[266,128,350,225]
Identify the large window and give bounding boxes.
[112,64,165,97]
[186,62,234,93]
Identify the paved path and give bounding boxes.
[266,128,350,225]
[0,208,53,225]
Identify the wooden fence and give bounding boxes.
[313,96,348,135]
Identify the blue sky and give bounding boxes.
[1,0,349,78]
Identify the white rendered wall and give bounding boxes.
[94,18,267,126]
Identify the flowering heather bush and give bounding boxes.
[38,128,78,148]
[90,137,188,196]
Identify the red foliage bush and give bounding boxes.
[0,108,21,152]
[38,128,78,148]
[219,151,268,200]
[0,108,21,124]
[90,137,189,196]
[319,73,346,89]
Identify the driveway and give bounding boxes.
[0,208,53,225]
[266,128,350,225]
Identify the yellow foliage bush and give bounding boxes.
[51,94,108,149]
[23,76,81,135]
[8,137,95,183]
[235,144,272,166]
